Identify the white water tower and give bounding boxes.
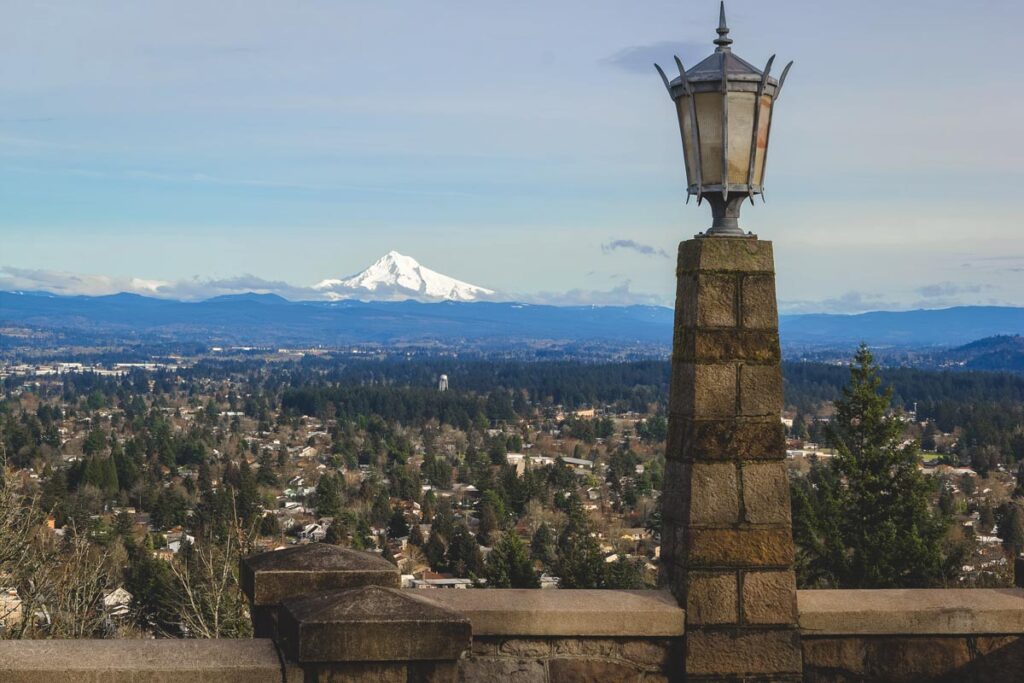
[438,374,449,392]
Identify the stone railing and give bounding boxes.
[799,588,1024,683]
[0,543,1021,681]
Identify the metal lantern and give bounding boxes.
[656,2,792,237]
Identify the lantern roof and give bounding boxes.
[665,2,782,88]
[685,50,767,84]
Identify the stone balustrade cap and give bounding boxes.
[415,588,685,637]
[0,639,287,683]
[241,544,399,606]
[278,585,471,663]
[798,588,1024,636]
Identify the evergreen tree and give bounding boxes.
[791,345,952,588]
[387,508,410,539]
[554,528,605,588]
[431,499,455,542]
[423,531,447,571]
[997,502,1024,556]
[447,522,483,576]
[604,555,646,589]
[477,498,499,547]
[255,449,278,487]
[315,473,343,519]
[409,523,425,547]
[485,531,539,588]
[530,522,557,567]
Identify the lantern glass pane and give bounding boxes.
[676,97,698,188]
[694,92,723,185]
[726,91,756,185]
[753,94,773,186]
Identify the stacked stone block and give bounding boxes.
[661,237,802,681]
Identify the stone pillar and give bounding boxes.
[240,544,400,639]
[661,236,802,681]
[277,585,470,683]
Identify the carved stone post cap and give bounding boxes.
[240,544,399,607]
[278,585,471,663]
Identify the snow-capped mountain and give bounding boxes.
[313,251,497,302]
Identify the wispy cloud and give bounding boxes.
[519,280,667,307]
[601,239,669,259]
[779,290,900,315]
[0,266,316,301]
[603,41,707,74]
[915,281,988,298]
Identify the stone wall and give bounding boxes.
[461,636,678,683]
[798,588,1024,683]
[802,635,1024,683]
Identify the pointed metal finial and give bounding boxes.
[714,1,733,51]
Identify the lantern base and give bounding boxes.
[700,193,755,238]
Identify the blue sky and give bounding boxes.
[2,0,1023,311]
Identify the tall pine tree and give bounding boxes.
[791,344,952,588]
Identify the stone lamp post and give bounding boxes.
[656,2,792,237]
[656,4,802,681]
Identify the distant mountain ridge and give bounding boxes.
[937,335,1024,372]
[778,306,1024,347]
[3,290,1024,351]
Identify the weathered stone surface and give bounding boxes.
[675,272,698,329]
[688,528,795,567]
[312,661,408,683]
[743,571,798,625]
[659,461,689,525]
[696,273,737,327]
[619,639,674,670]
[470,639,498,656]
[547,658,641,683]
[686,571,738,625]
[278,585,470,663]
[686,629,802,676]
[742,461,792,525]
[409,661,459,683]
[457,658,545,683]
[797,588,1024,635]
[802,634,1024,683]
[689,463,739,525]
[550,638,618,658]
[679,238,775,273]
[665,417,786,461]
[800,636,867,676]
[498,639,550,658]
[675,328,780,364]
[738,363,782,417]
[0,639,283,683]
[415,588,684,637]
[672,362,738,418]
[741,273,779,329]
[241,543,399,607]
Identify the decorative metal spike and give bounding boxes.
[762,54,776,81]
[776,61,794,99]
[673,55,689,94]
[686,193,691,205]
[654,63,671,93]
[714,1,733,51]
